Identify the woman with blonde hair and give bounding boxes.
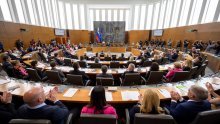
[129,89,163,124]
[182,59,192,71]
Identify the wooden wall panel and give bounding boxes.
[128,30,150,45]
[69,30,90,45]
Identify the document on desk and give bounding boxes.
[105,92,113,101]
[121,91,139,101]
[0,79,10,85]
[63,88,78,97]
[158,89,171,98]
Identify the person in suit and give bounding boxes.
[54,53,64,65]
[30,60,47,79]
[97,65,113,78]
[17,86,69,124]
[118,53,126,61]
[50,61,65,81]
[129,89,164,124]
[168,49,179,62]
[193,56,203,69]
[145,62,159,80]
[69,62,89,84]
[94,57,100,63]
[38,49,47,62]
[122,63,136,79]
[0,91,16,124]
[167,85,211,124]
[81,85,117,117]
[2,55,14,77]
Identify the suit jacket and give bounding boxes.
[0,102,16,124]
[54,58,64,65]
[69,70,89,84]
[97,73,113,78]
[18,101,69,124]
[2,61,14,77]
[169,100,211,124]
[193,61,202,69]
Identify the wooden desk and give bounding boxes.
[22,51,39,60]
[0,77,217,103]
[50,49,63,57]
[202,52,220,73]
[131,48,142,56]
[75,48,87,58]
[92,47,126,53]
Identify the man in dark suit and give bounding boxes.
[2,55,14,77]
[69,62,89,84]
[193,56,203,69]
[169,49,179,62]
[167,85,211,124]
[122,63,136,79]
[18,86,69,124]
[54,53,64,65]
[50,61,65,81]
[97,65,113,78]
[0,91,16,123]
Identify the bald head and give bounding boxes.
[23,86,45,107]
[128,63,135,71]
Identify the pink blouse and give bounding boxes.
[165,68,182,80]
[81,105,118,118]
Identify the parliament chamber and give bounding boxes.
[1,0,220,124]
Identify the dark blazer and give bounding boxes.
[69,70,89,83]
[54,58,64,65]
[97,73,113,78]
[17,101,69,124]
[169,53,178,62]
[2,61,14,77]
[168,100,211,124]
[0,102,16,124]
[51,68,65,80]
[38,52,47,62]
[193,61,202,69]
[182,66,191,71]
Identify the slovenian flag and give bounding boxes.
[96,28,102,42]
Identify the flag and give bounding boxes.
[95,28,102,42]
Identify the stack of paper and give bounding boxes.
[121,91,139,101]
[175,85,188,93]
[105,92,113,101]
[63,88,78,97]
[0,79,10,85]
[158,89,171,98]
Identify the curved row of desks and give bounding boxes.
[0,76,219,104]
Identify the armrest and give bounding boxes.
[119,77,123,86]
[141,76,146,85]
[85,80,91,86]
[125,108,130,124]
[65,113,73,124]
[163,107,170,115]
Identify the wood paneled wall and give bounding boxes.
[0,21,219,50]
[151,22,220,48]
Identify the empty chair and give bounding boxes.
[170,71,190,82]
[26,68,43,82]
[110,62,120,68]
[66,74,89,86]
[193,64,207,78]
[190,109,220,124]
[134,113,176,124]
[9,119,51,124]
[142,61,152,67]
[80,114,117,124]
[64,58,73,66]
[90,63,102,68]
[78,61,87,68]
[121,73,145,86]
[104,57,111,61]
[146,71,164,84]
[46,70,63,84]
[96,77,114,86]
[189,66,198,79]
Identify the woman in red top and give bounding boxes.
[165,62,183,81]
[81,86,117,118]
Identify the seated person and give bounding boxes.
[100,51,105,57]
[7,50,20,60]
[122,63,136,79]
[182,59,192,71]
[79,56,88,66]
[166,85,211,124]
[193,56,203,69]
[97,65,113,78]
[168,49,179,62]
[128,56,135,61]
[12,60,28,79]
[2,55,14,77]
[69,62,89,84]
[81,85,117,117]
[205,82,220,106]
[189,47,198,56]
[54,53,64,65]
[94,57,100,63]
[30,60,46,79]
[118,53,126,61]
[145,62,159,80]
[165,62,182,81]
[136,52,143,60]
[38,49,47,62]
[0,91,16,124]
[129,89,164,124]
[18,86,69,124]
[50,61,65,81]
